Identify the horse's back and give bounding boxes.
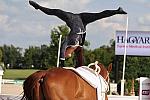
[42,68,96,100]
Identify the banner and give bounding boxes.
[115,31,150,56]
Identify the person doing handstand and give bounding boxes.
[29,0,127,67]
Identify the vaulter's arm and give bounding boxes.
[80,7,127,25]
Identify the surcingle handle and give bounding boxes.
[87,61,101,75]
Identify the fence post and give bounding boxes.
[0,66,4,94]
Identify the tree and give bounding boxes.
[93,46,113,65]
[1,45,22,69]
[40,45,49,69]
[24,46,34,68]
[84,49,95,65]
[0,48,2,63]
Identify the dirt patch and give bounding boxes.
[1,84,23,95]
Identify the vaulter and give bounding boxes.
[29,0,127,67]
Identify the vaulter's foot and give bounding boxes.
[117,7,127,14]
[29,0,40,10]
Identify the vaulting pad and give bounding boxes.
[64,66,108,100]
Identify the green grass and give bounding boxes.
[3,69,39,80]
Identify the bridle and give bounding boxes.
[105,71,110,84]
[100,71,110,93]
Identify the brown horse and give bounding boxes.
[21,62,112,100]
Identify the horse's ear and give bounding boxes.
[107,63,112,73]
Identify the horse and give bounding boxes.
[21,61,112,100]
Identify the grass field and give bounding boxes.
[3,69,39,80]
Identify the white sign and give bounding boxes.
[110,83,117,95]
[115,31,150,56]
[139,77,150,100]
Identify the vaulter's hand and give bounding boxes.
[117,7,127,14]
[29,0,40,10]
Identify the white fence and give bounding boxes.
[108,95,138,100]
[2,79,24,84]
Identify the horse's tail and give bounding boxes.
[21,70,47,100]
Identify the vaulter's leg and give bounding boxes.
[29,0,68,21]
[74,46,84,68]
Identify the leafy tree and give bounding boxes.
[24,46,34,68]
[0,48,2,63]
[2,45,10,67]
[84,50,95,66]
[93,46,112,65]
[40,45,49,69]
[125,57,140,79]
[1,45,22,69]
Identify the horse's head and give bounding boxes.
[98,63,112,83]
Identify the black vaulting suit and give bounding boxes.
[29,0,127,67]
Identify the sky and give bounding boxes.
[0,0,150,50]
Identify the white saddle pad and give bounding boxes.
[64,66,108,100]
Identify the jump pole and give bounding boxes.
[57,34,62,67]
[121,15,129,96]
